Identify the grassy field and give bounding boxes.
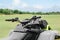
[0,14,60,40]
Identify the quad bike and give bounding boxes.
[5,16,60,40]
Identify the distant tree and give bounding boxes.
[0,9,3,13]
[2,9,11,14]
[13,10,20,14]
[0,8,60,15]
[36,12,43,14]
[19,11,22,14]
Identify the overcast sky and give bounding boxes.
[0,0,60,12]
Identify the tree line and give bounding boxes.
[0,9,60,15]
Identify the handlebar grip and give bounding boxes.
[5,19,12,21]
[5,19,15,22]
[30,16,41,21]
[5,17,19,22]
[37,16,41,18]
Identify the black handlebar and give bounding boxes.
[5,17,19,22]
[5,16,41,23]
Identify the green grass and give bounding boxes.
[0,14,60,40]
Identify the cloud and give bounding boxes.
[0,4,2,6]
[10,0,44,11]
[13,0,21,6]
[12,0,28,9]
[33,5,44,9]
[6,0,45,12]
[21,3,28,8]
